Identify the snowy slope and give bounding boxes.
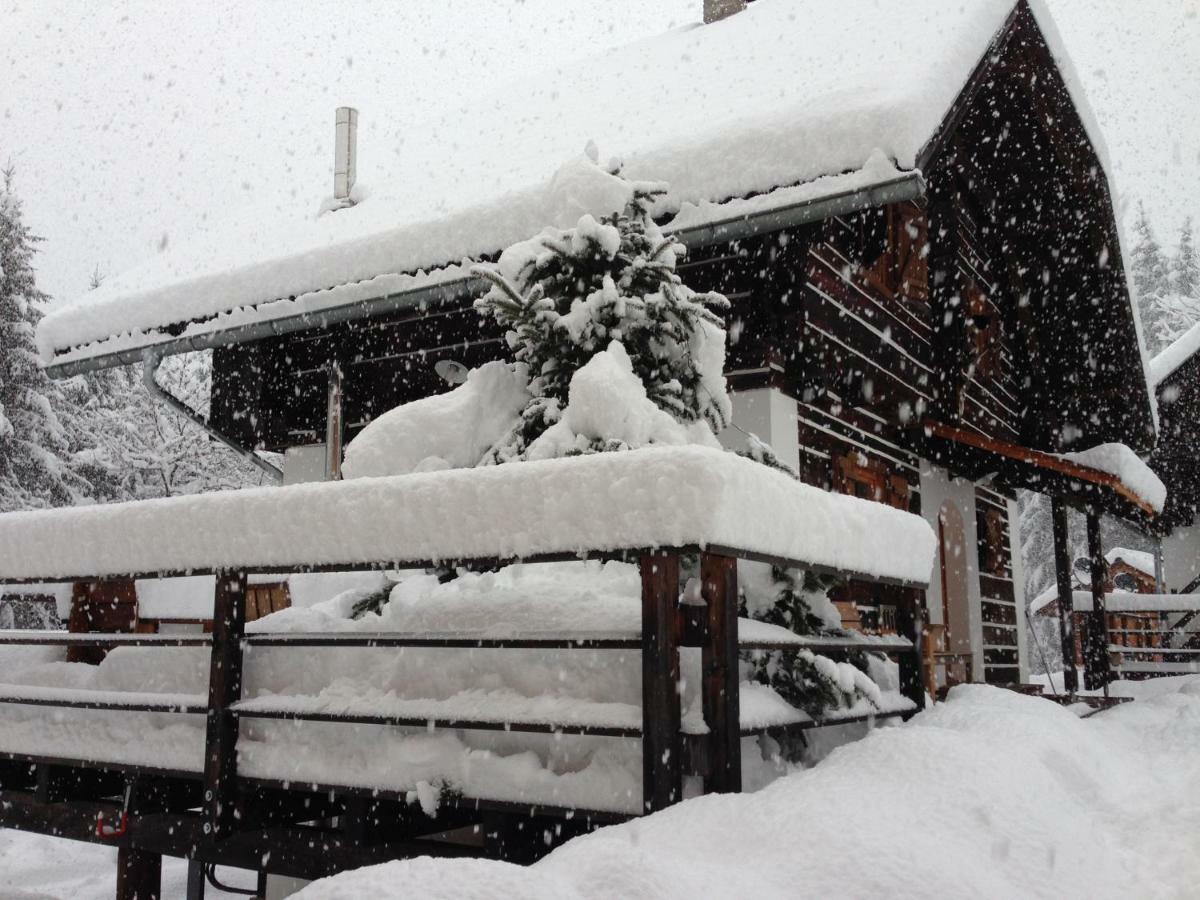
[38,0,1029,359]
[297,680,1200,900]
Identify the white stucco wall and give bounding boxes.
[720,387,801,472]
[1007,497,1030,683]
[282,444,328,485]
[919,463,983,681]
[1162,524,1200,592]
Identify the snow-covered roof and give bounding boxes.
[1104,547,1156,579]
[37,0,1098,369]
[0,446,936,586]
[1058,443,1167,514]
[1150,319,1200,388]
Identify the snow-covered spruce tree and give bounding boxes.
[1129,204,1173,354]
[472,164,729,461]
[0,166,88,510]
[1174,218,1198,300]
[740,567,889,763]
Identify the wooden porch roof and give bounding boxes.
[914,421,1158,525]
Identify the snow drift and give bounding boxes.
[297,680,1200,899]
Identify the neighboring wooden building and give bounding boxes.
[37,1,1161,695]
[1031,547,1167,669]
[1148,323,1200,591]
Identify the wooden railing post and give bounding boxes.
[203,569,246,840]
[1050,500,1079,692]
[640,551,681,813]
[700,552,740,794]
[1084,513,1112,692]
[116,846,162,900]
[895,588,926,711]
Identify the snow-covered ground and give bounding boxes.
[294,679,1200,900]
[4,679,1197,898]
[0,837,248,900]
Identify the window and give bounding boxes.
[860,204,929,303]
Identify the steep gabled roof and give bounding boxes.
[37,0,1104,375]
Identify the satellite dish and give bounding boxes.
[1112,572,1139,592]
[1072,557,1093,586]
[434,359,469,386]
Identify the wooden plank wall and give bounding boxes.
[955,203,1022,443]
[976,486,1021,684]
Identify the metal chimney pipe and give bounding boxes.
[704,0,746,23]
[333,107,358,204]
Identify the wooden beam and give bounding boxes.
[700,552,740,794]
[1084,514,1112,693]
[116,846,161,900]
[1051,500,1079,692]
[894,588,926,711]
[202,570,246,840]
[919,420,1157,518]
[640,552,682,813]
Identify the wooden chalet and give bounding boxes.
[1149,322,1200,588]
[1030,548,1180,674]
[3,0,1170,896]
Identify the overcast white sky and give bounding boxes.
[3,0,1198,304]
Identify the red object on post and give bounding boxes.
[96,809,129,839]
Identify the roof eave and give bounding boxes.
[45,170,927,379]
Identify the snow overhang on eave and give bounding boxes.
[43,169,926,379]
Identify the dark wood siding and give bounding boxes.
[976,486,1021,684]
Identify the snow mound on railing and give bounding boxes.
[0,445,937,586]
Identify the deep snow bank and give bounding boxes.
[298,680,1200,899]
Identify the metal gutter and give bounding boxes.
[141,350,283,481]
[46,170,926,379]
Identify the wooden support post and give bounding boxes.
[1085,513,1112,693]
[203,570,247,840]
[185,859,206,900]
[700,552,740,794]
[895,588,926,712]
[1050,500,1079,693]
[640,551,681,813]
[116,846,161,900]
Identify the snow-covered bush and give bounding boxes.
[741,563,889,760]
[472,157,730,462]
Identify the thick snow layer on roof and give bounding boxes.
[1150,319,1200,387]
[1059,442,1167,513]
[0,446,937,585]
[1104,547,1156,578]
[37,0,1027,360]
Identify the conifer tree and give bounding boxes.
[0,166,87,510]
[741,566,890,760]
[1175,218,1198,299]
[473,165,730,461]
[1129,203,1172,353]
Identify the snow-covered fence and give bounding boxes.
[0,447,936,885]
[1048,590,1200,679]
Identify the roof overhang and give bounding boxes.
[913,421,1158,525]
[44,170,926,379]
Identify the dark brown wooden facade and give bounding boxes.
[199,5,1151,696]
